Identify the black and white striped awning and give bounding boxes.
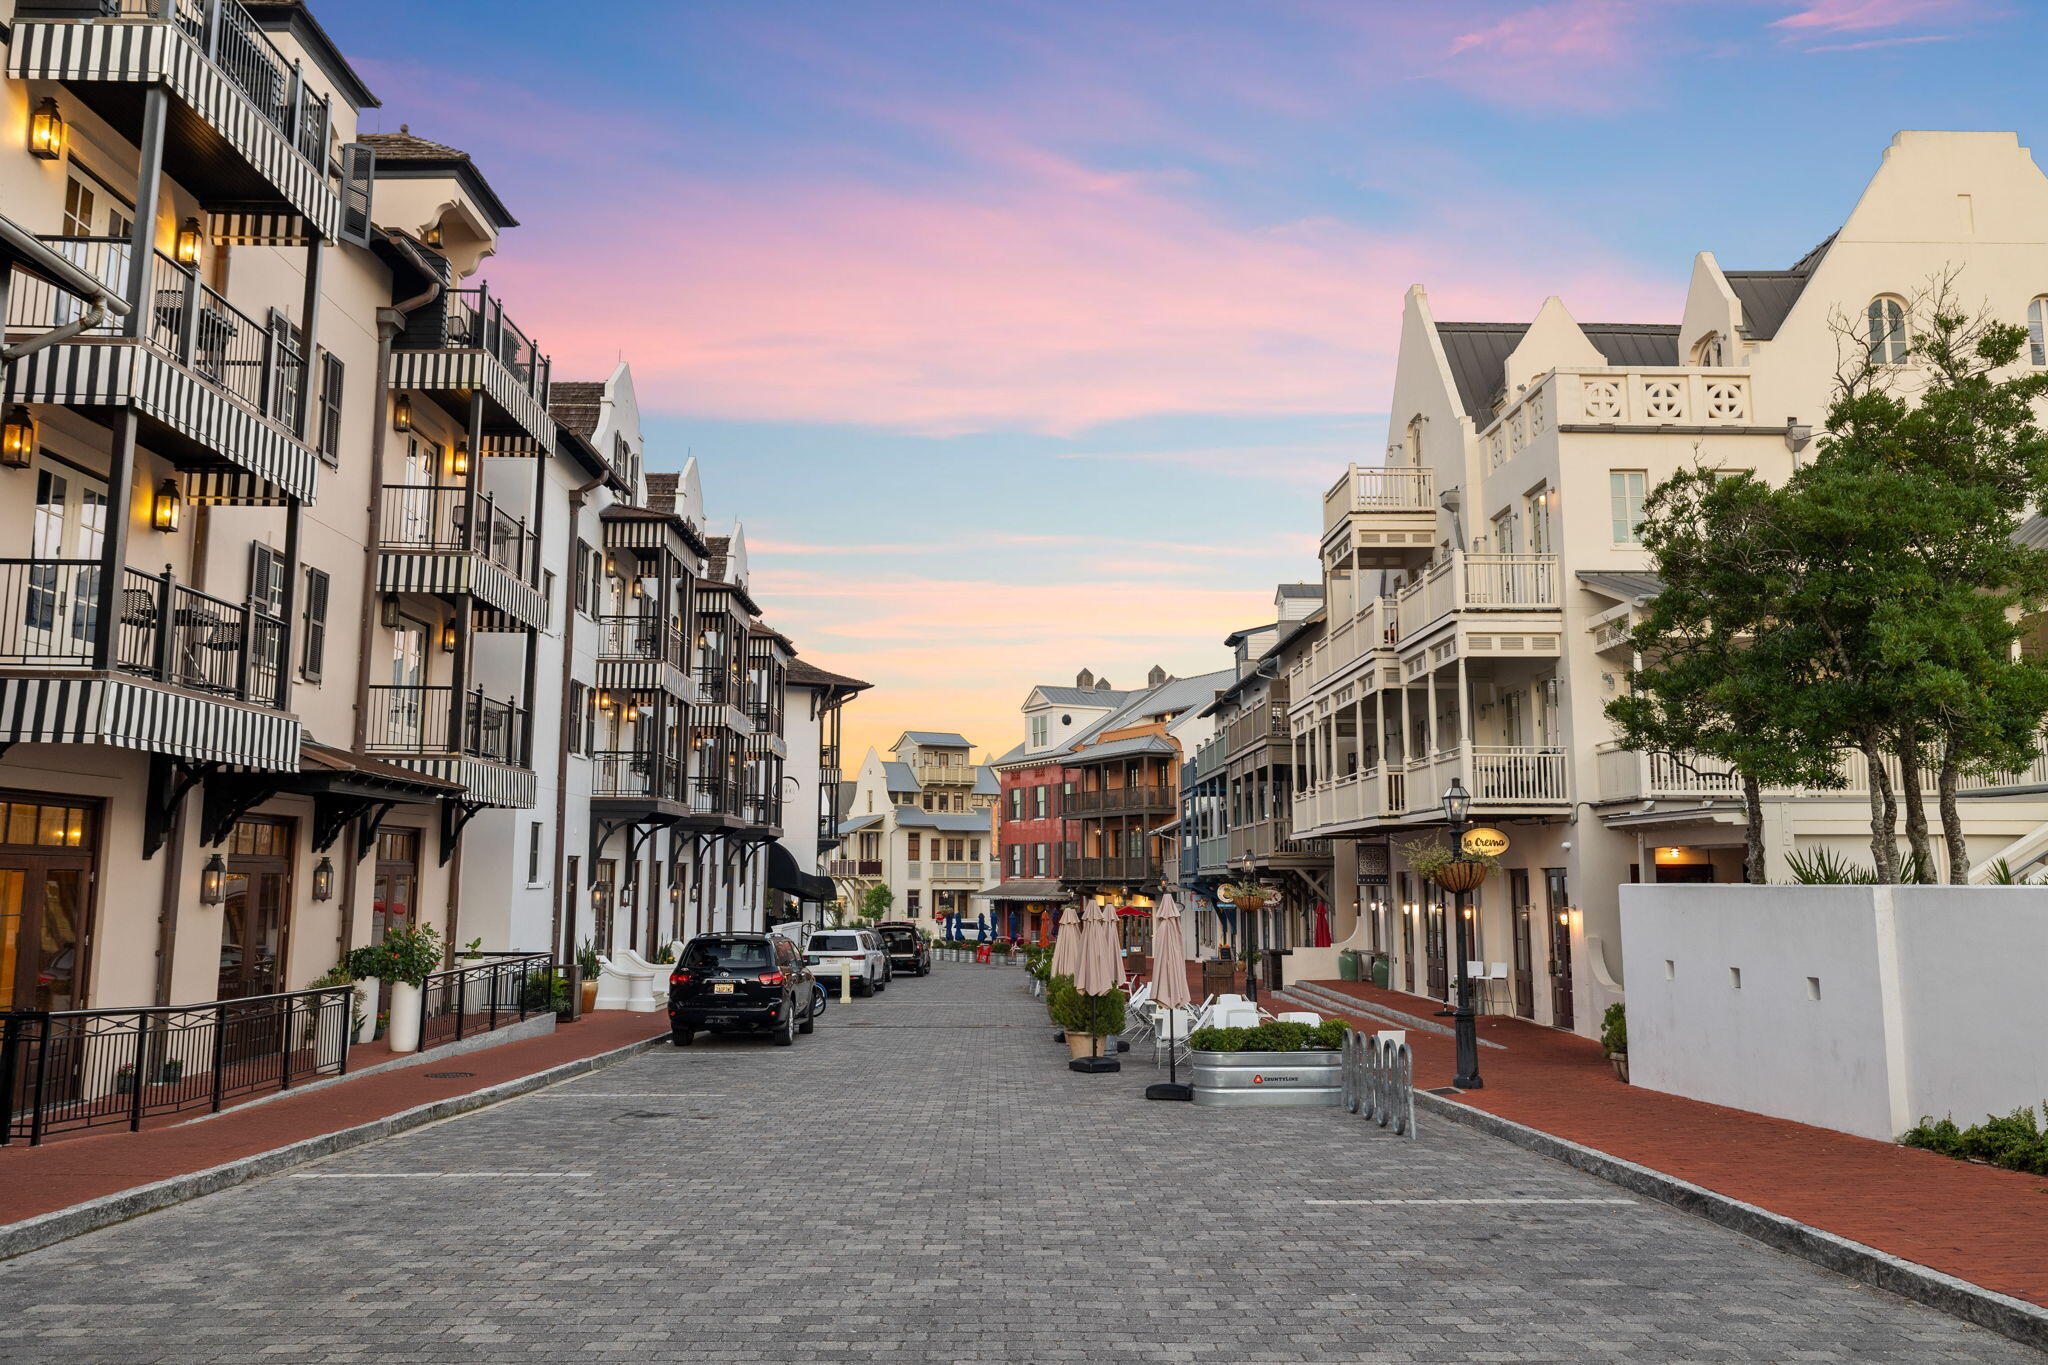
[389,755,537,810]
[206,212,310,247]
[0,676,300,770]
[8,21,343,241]
[390,350,557,451]
[10,343,320,505]
[479,434,545,458]
[596,657,698,702]
[377,550,550,632]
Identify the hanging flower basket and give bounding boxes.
[1432,859,1491,893]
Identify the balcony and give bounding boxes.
[589,749,686,806]
[1395,553,1559,643]
[823,859,884,878]
[10,0,366,242]
[595,615,696,702]
[926,861,988,882]
[364,683,534,808]
[0,560,298,769]
[1592,742,2048,806]
[1224,705,1289,757]
[375,485,548,631]
[1293,597,1399,697]
[912,761,975,785]
[391,285,555,452]
[1063,786,1173,816]
[6,243,318,503]
[1230,821,1332,864]
[1064,855,1160,884]
[1293,744,1567,835]
[1197,834,1230,871]
[1322,464,1437,569]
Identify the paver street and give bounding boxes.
[0,968,2030,1364]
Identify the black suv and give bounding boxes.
[874,921,931,977]
[668,933,816,1046]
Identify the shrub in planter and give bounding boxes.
[1188,1019,1350,1053]
[1601,1002,1629,1082]
[345,925,444,990]
[1311,1020,1352,1051]
[524,969,571,1016]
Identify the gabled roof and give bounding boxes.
[787,659,873,693]
[1723,233,1834,342]
[1064,734,1178,765]
[899,731,971,748]
[358,127,517,229]
[246,2,380,109]
[1276,583,1322,599]
[1435,320,1681,421]
[836,814,884,836]
[973,767,1000,795]
[1029,685,1132,707]
[548,380,604,440]
[882,761,917,791]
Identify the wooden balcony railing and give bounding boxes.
[1064,855,1160,883]
[1395,553,1558,641]
[1064,786,1172,815]
[1323,463,1435,531]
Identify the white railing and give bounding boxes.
[927,861,987,881]
[1396,553,1558,640]
[1559,369,1754,428]
[1470,746,1570,803]
[1596,739,2048,803]
[1324,463,1435,530]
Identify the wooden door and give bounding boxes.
[1509,868,1534,1019]
[1545,867,1574,1031]
[1424,896,1448,999]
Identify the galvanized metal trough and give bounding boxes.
[1188,1048,1344,1108]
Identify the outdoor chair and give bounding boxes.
[1121,982,1155,1039]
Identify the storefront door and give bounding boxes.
[1545,867,1574,1031]
[218,820,292,1001]
[1424,895,1448,999]
[0,837,94,1013]
[1509,868,1535,1019]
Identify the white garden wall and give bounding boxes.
[1620,884,2048,1142]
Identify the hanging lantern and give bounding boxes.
[199,853,228,905]
[175,217,203,267]
[392,394,413,432]
[439,621,457,653]
[380,593,400,628]
[592,881,612,917]
[312,856,335,901]
[28,97,64,161]
[447,440,469,478]
[150,478,183,532]
[1,405,36,468]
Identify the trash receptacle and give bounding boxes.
[1262,948,1285,993]
[1337,950,1361,982]
[1369,952,1392,989]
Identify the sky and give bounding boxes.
[314,0,2048,765]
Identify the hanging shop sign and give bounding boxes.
[1460,827,1510,857]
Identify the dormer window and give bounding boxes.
[1693,333,1725,367]
[1866,296,1908,365]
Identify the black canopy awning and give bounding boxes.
[767,842,836,901]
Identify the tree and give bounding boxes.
[1608,468,1843,882]
[858,884,894,924]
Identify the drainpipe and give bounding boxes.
[0,212,132,362]
[555,472,606,977]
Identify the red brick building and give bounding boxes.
[984,755,1071,943]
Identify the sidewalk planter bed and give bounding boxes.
[1189,1049,1343,1108]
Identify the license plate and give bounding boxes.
[713,982,735,995]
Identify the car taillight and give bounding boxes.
[670,970,690,985]
[758,972,784,985]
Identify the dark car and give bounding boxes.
[668,933,817,1046]
[873,921,931,977]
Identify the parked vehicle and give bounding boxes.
[668,933,817,1046]
[805,928,890,996]
[873,921,932,977]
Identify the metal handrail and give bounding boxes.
[419,952,552,1050]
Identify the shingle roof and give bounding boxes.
[358,129,470,163]
[1436,320,1681,421]
[1276,583,1322,598]
[901,731,971,747]
[547,380,604,439]
[787,658,872,692]
[1064,734,1178,764]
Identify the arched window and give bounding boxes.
[2028,298,2048,366]
[1692,333,1725,367]
[1866,296,1908,365]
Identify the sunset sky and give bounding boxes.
[316,0,2045,763]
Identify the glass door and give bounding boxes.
[1545,867,1574,1031]
[24,464,108,663]
[1509,868,1534,1019]
[387,617,429,750]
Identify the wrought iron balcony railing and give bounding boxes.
[365,684,528,766]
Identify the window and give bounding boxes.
[1692,333,1725,367]
[1609,471,1647,544]
[907,833,921,862]
[248,542,285,615]
[906,891,921,916]
[1009,845,1023,876]
[267,311,302,426]
[1033,842,1049,875]
[574,541,599,617]
[567,682,586,754]
[1866,296,1908,364]
[1032,785,1048,818]
[1526,486,1552,554]
[314,351,344,463]
[1490,508,1518,554]
[1029,714,1048,747]
[1406,414,1424,466]
[299,566,329,681]
[62,175,96,238]
[526,822,546,885]
[2030,298,2048,367]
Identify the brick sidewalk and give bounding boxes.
[0,1011,665,1228]
[1287,976,2048,1309]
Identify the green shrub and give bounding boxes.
[524,970,571,1014]
[1902,1105,2048,1174]
[1187,1026,1250,1053]
[1311,1019,1352,1050]
[345,925,443,988]
[1187,1019,1349,1052]
[1601,1002,1627,1057]
[1242,1021,1312,1052]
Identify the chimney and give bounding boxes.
[1146,664,1167,688]
[1095,677,1112,691]
[1076,668,1094,689]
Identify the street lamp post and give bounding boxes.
[1441,779,1484,1090]
[1238,855,1260,1004]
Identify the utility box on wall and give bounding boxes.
[1620,884,2048,1142]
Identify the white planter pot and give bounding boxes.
[386,981,423,1054]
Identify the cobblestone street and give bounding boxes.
[0,967,2031,1364]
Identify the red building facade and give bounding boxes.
[987,758,1071,944]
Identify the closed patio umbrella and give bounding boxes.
[1147,892,1194,1101]
[1313,900,1333,948]
[1074,898,1119,998]
[1049,900,1083,980]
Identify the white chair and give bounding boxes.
[1166,999,1216,1068]
[1484,962,1511,1015]
[1276,1010,1322,1027]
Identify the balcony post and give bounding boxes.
[285,59,304,147]
[92,414,141,672]
[203,0,224,61]
[274,498,301,711]
[296,240,324,443]
[149,566,176,682]
[123,88,169,340]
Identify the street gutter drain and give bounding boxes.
[425,1072,475,1079]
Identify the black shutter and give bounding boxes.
[249,542,284,615]
[300,566,329,681]
[567,682,585,755]
[339,143,376,247]
[316,350,344,463]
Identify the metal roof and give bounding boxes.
[1030,685,1131,706]
[893,809,994,833]
[1723,232,1834,342]
[1435,320,1681,421]
[835,814,884,836]
[1576,570,1666,603]
[882,761,917,791]
[977,879,1071,902]
[973,767,1000,795]
[1275,583,1323,598]
[900,730,971,747]
[1063,734,1178,764]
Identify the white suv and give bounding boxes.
[805,929,890,996]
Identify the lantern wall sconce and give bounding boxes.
[592,881,613,916]
[421,221,444,248]
[2,405,36,468]
[447,440,469,478]
[312,856,335,901]
[439,621,457,653]
[199,853,227,905]
[151,478,183,532]
[392,394,413,432]
[379,593,400,628]
[175,217,203,266]
[28,97,64,160]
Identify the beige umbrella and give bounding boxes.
[1074,898,1120,998]
[1146,892,1195,1100]
[1049,900,1083,980]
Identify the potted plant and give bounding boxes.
[115,1057,185,1093]
[346,924,443,1053]
[1602,1002,1628,1083]
[1186,1019,1352,1107]
[1052,982,1125,1061]
[577,938,603,1014]
[305,961,368,1046]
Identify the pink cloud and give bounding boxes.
[1441,0,1645,110]
[1771,0,1975,34]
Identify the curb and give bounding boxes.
[0,1030,668,1263]
[1413,1089,2048,1354]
